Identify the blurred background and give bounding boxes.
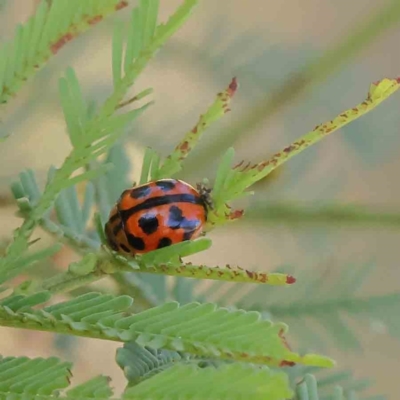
[1,0,400,397]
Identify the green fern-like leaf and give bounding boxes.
[286,365,386,400]
[155,77,238,178]
[2,0,198,290]
[104,0,198,115]
[138,255,295,286]
[0,291,51,309]
[0,0,127,105]
[123,363,293,400]
[195,263,400,352]
[116,342,185,385]
[0,356,72,396]
[66,376,113,399]
[293,373,386,400]
[235,263,400,351]
[0,355,115,399]
[0,292,333,368]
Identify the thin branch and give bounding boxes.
[245,202,400,228]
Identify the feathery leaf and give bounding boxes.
[66,376,113,399]
[123,363,293,400]
[221,263,400,351]
[0,0,128,105]
[293,373,386,400]
[116,342,184,385]
[2,0,198,287]
[287,365,386,400]
[0,356,72,396]
[156,77,238,179]
[0,293,334,368]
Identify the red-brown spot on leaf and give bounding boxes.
[286,275,296,284]
[179,141,189,152]
[229,209,244,220]
[88,15,103,25]
[116,0,128,10]
[279,329,292,351]
[51,33,74,54]
[280,360,296,367]
[234,160,244,170]
[257,161,269,171]
[246,270,254,279]
[283,145,295,153]
[227,77,238,97]
[258,273,267,283]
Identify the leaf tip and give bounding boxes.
[286,275,296,284]
[228,77,238,97]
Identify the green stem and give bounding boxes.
[184,0,400,174]
[245,202,400,227]
[41,269,106,294]
[268,293,400,317]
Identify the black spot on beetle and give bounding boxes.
[158,237,172,249]
[168,205,200,232]
[155,180,176,191]
[167,206,184,229]
[126,233,145,250]
[130,185,151,199]
[138,214,159,235]
[120,244,131,253]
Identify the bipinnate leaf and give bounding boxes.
[66,375,113,399]
[0,293,334,368]
[1,0,198,288]
[123,363,294,400]
[0,355,292,400]
[0,0,128,105]
[0,356,72,396]
[116,342,184,385]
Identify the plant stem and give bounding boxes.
[41,270,106,294]
[245,202,400,227]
